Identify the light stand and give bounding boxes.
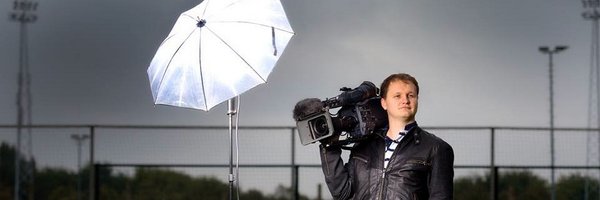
[538,45,568,200]
[10,1,38,199]
[582,1,600,199]
[70,134,89,200]
[227,96,239,200]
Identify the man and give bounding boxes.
[319,73,454,200]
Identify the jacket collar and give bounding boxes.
[380,121,418,135]
[378,121,421,144]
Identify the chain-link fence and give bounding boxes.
[1,125,599,199]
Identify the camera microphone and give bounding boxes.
[326,81,379,108]
[293,98,325,121]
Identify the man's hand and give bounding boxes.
[319,132,341,147]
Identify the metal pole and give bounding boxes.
[582,2,600,199]
[71,134,89,200]
[549,51,556,200]
[596,19,600,200]
[89,127,95,200]
[293,166,299,200]
[227,97,238,200]
[13,10,25,200]
[539,45,568,200]
[317,183,322,200]
[9,1,38,199]
[77,138,82,200]
[291,128,298,200]
[490,128,496,200]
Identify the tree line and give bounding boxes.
[1,142,600,199]
[1,142,309,200]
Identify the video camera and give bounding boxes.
[292,81,388,146]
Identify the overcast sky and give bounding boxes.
[1,0,597,197]
[0,0,593,129]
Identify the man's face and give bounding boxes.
[381,80,419,123]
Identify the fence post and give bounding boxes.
[492,166,498,200]
[94,164,100,200]
[88,126,95,200]
[293,165,299,200]
[490,128,497,200]
[317,183,322,200]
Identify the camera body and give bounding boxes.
[293,81,388,146]
[296,109,335,145]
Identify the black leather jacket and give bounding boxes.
[319,126,454,200]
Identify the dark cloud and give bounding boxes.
[0,0,592,127]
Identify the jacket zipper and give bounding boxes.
[377,168,387,200]
[378,136,394,200]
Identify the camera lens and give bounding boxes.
[309,116,329,138]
